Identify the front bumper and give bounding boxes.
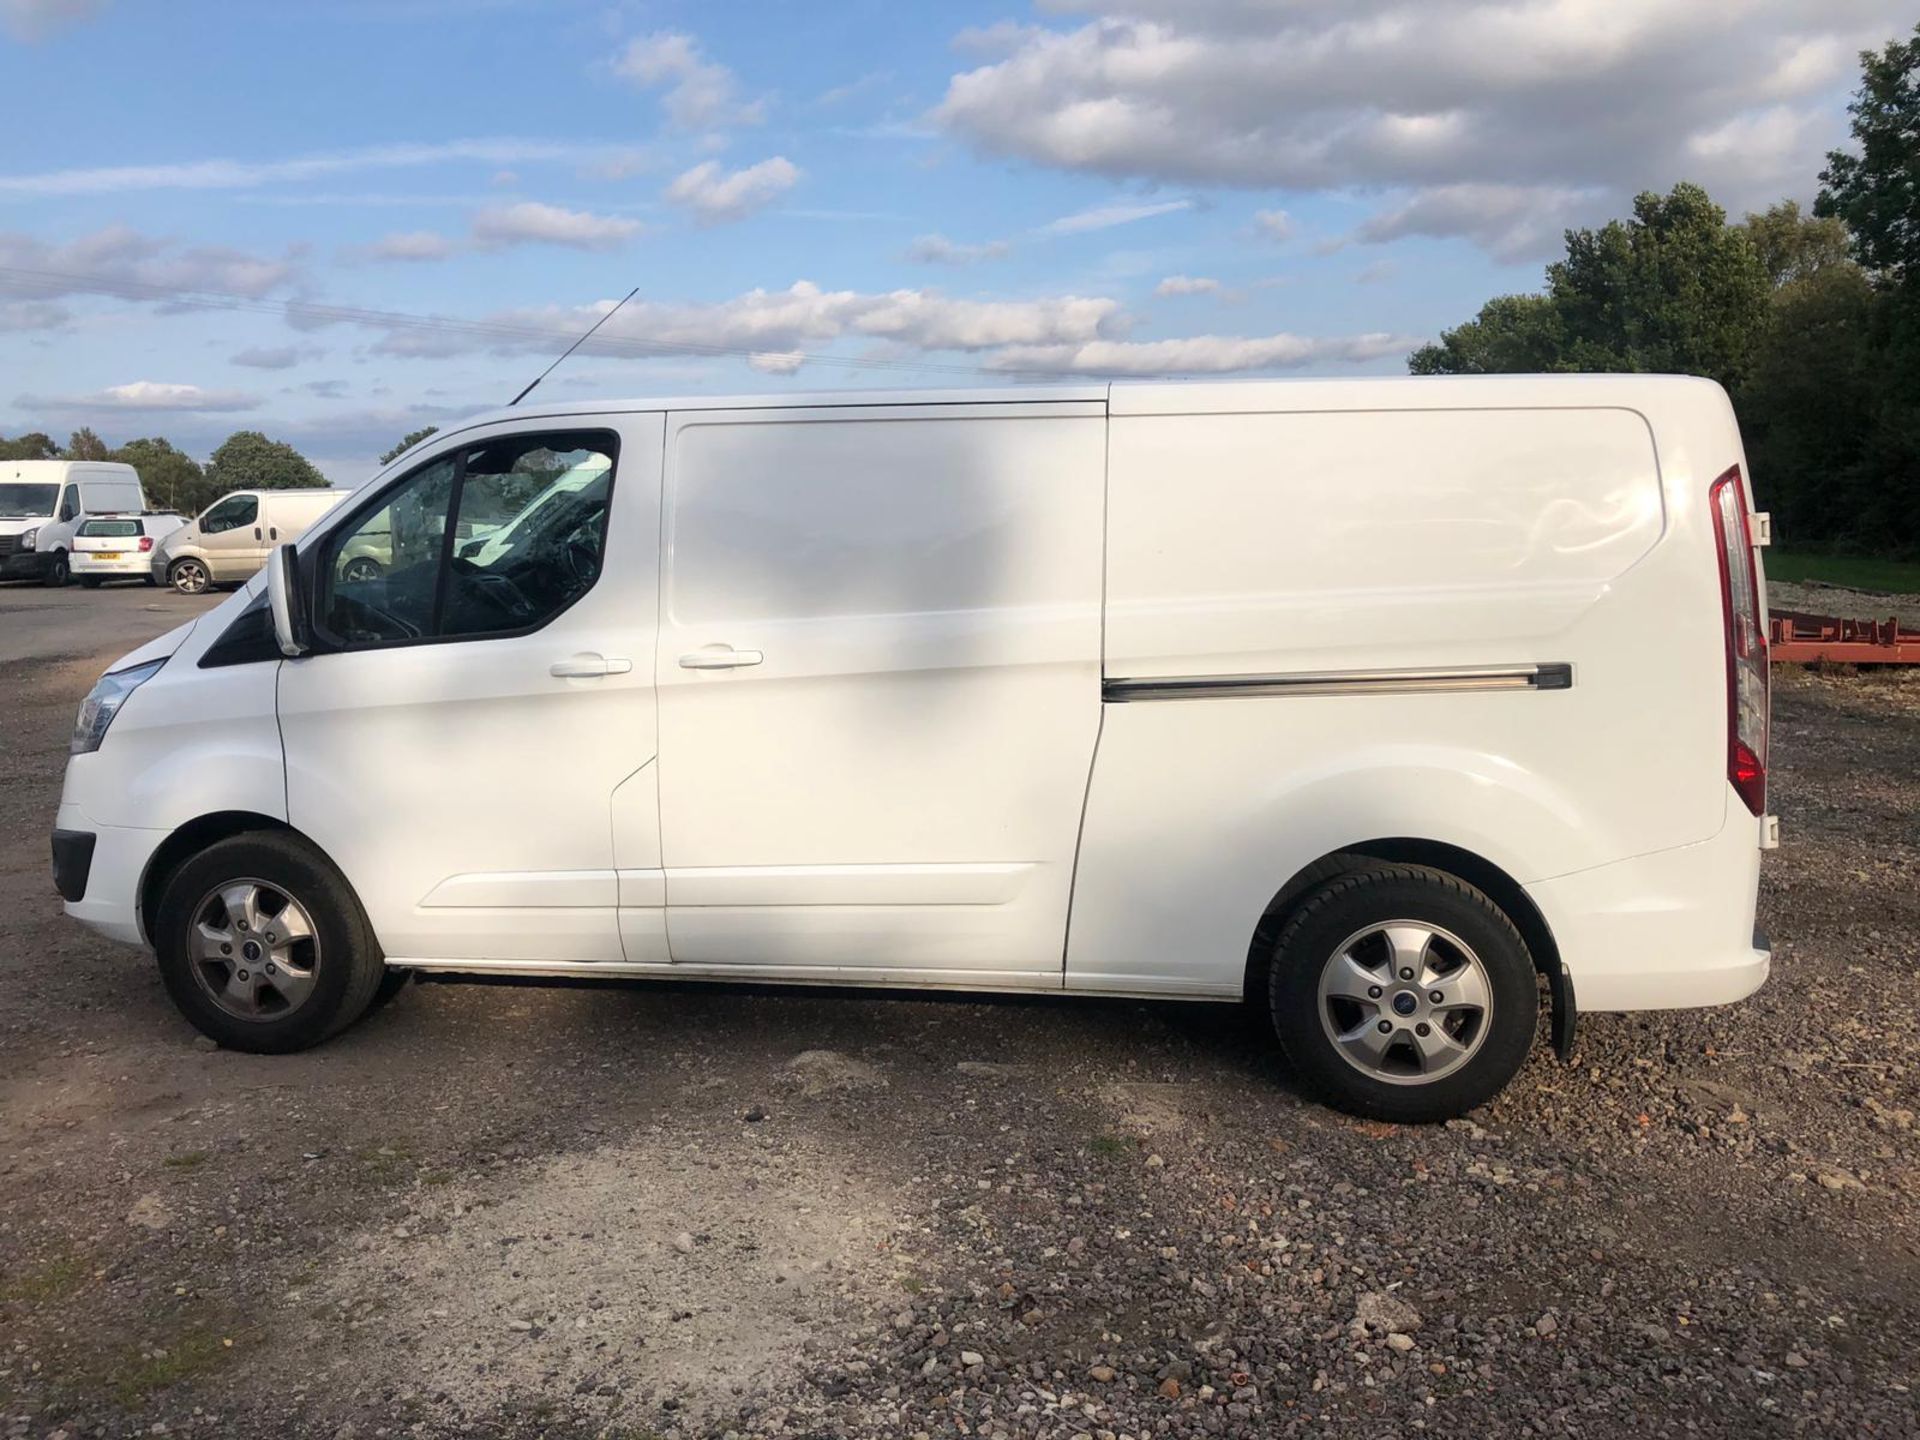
[0,549,48,580]
[55,801,166,947]
[51,828,96,901]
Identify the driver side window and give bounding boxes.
[201,495,259,535]
[316,431,616,649]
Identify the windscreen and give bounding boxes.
[0,482,57,517]
[79,519,142,537]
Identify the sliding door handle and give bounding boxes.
[550,653,633,678]
[678,645,764,670]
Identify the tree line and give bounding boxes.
[0,427,330,516]
[1413,23,1920,560]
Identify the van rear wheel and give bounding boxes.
[154,832,386,1053]
[1267,865,1537,1123]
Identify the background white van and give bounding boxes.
[0,460,147,587]
[54,378,1773,1121]
[153,488,352,594]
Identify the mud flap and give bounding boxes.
[1547,960,1577,1061]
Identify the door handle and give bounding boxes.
[678,646,764,670]
[254,527,263,540]
[550,653,633,678]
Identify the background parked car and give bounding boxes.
[0,460,147,587]
[154,487,351,594]
[70,514,187,588]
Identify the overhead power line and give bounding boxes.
[0,264,1088,382]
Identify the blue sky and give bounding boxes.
[0,0,1908,480]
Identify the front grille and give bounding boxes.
[0,535,19,559]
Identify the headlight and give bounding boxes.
[71,659,165,755]
[20,527,37,551]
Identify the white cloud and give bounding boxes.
[664,157,800,225]
[1040,197,1191,235]
[0,298,70,331]
[1348,182,1604,262]
[936,2,1913,256]
[1,0,102,41]
[1154,274,1219,296]
[309,277,1405,379]
[906,233,1012,265]
[983,330,1417,376]
[0,139,639,197]
[231,345,317,370]
[471,202,645,252]
[747,351,808,375]
[1253,209,1295,243]
[19,381,261,413]
[364,229,460,262]
[0,225,298,302]
[614,31,765,129]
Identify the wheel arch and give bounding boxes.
[1244,837,1562,1002]
[138,810,293,945]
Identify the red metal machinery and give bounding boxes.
[1770,609,1920,665]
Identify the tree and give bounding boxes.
[0,432,58,461]
[1410,184,1772,396]
[1409,295,1566,376]
[1547,184,1772,393]
[1738,201,1854,286]
[112,436,210,514]
[1817,22,1920,284]
[380,426,439,466]
[64,427,111,461]
[203,430,328,493]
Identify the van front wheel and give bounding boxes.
[169,557,210,595]
[1267,865,1537,1123]
[154,832,386,1053]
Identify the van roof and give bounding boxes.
[0,460,141,480]
[434,373,1728,447]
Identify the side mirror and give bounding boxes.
[266,543,311,657]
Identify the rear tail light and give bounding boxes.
[1709,466,1768,815]
[138,536,154,552]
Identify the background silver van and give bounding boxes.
[153,487,351,593]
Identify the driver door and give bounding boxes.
[275,418,664,967]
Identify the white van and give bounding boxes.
[51,379,1774,1120]
[153,487,351,594]
[0,460,147,586]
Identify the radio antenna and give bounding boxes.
[507,286,640,406]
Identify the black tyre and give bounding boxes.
[1267,865,1537,1123]
[169,557,210,595]
[41,550,68,587]
[154,832,386,1053]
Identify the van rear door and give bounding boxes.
[653,400,1106,979]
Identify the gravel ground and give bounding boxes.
[1,587,1917,1440]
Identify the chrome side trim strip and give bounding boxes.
[1102,662,1573,703]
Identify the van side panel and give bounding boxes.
[1070,379,1740,999]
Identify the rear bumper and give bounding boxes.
[55,801,165,947]
[1525,814,1769,1011]
[71,554,152,576]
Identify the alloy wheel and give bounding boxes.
[1316,920,1493,1085]
[185,878,321,1021]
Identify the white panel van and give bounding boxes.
[51,379,1775,1120]
[153,487,352,593]
[0,460,147,587]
